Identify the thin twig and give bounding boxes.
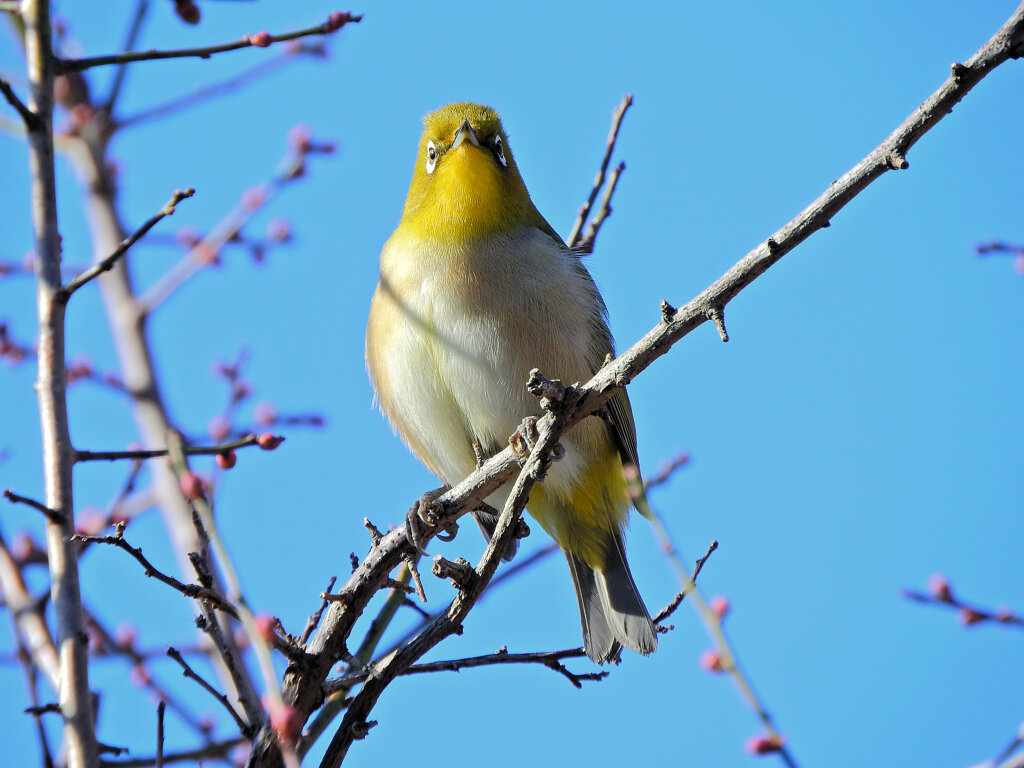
[56,14,362,74]
[567,93,632,248]
[98,738,244,768]
[102,0,150,115]
[58,188,194,300]
[300,576,337,646]
[166,647,251,736]
[326,646,603,692]
[3,489,64,523]
[902,581,1024,629]
[118,49,300,129]
[643,451,691,494]
[155,700,165,768]
[652,540,718,624]
[0,77,40,129]
[72,529,239,617]
[74,433,263,462]
[575,160,625,255]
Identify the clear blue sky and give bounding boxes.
[1,2,1022,766]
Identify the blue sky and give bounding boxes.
[1,2,1022,766]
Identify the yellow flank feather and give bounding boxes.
[366,102,656,662]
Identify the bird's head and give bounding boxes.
[400,102,542,240]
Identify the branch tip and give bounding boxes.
[432,555,477,591]
[706,305,729,343]
[886,151,909,170]
[660,299,676,324]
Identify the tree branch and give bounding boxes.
[0,76,40,129]
[23,0,99,763]
[246,7,1024,766]
[74,433,268,463]
[166,647,251,735]
[72,526,239,617]
[58,188,194,301]
[56,13,362,74]
[567,93,632,248]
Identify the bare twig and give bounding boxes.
[651,540,718,624]
[4,489,64,523]
[567,93,632,248]
[300,576,337,646]
[902,577,1024,630]
[102,0,150,115]
[643,451,691,494]
[98,738,244,768]
[326,646,603,692]
[118,47,316,129]
[166,647,251,735]
[72,528,239,617]
[56,13,362,74]
[75,433,266,463]
[575,160,624,255]
[0,76,40,129]
[58,188,194,300]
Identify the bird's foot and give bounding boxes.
[509,416,540,462]
[405,486,448,555]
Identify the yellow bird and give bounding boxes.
[366,102,656,663]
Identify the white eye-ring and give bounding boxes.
[494,135,507,167]
[425,141,437,174]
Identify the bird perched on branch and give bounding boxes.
[366,102,656,663]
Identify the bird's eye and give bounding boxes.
[426,141,437,174]
[493,135,507,167]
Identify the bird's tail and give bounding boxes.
[565,531,657,664]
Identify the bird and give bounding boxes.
[366,102,656,663]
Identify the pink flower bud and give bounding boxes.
[267,219,292,243]
[130,664,151,687]
[175,226,202,248]
[699,649,725,672]
[928,574,953,602]
[257,433,285,450]
[269,703,302,744]
[746,734,785,756]
[208,415,231,441]
[115,622,137,649]
[241,186,266,211]
[174,0,200,24]
[179,471,205,501]
[288,124,313,153]
[254,402,278,426]
[709,595,730,619]
[958,607,985,626]
[247,31,273,48]
[216,450,237,470]
[325,11,353,31]
[254,613,276,642]
[75,508,107,536]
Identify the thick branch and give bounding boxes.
[56,14,362,74]
[248,9,1024,765]
[24,0,99,764]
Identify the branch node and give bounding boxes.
[705,305,729,343]
[660,299,676,324]
[766,238,779,254]
[363,518,383,548]
[349,720,377,740]
[526,369,566,410]
[432,555,477,591]
[886,151,909,170]
[950,61,969,80]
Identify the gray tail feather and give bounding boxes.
[566,533,657,664]
[471,510,519,562]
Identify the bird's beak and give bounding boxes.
[450,118,480,151]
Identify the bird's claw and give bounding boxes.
[509,416,540,461]
[405,489,447,555]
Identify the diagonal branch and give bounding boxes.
[75,433,269,463]
[56,13,362,74]
[166,647,251,736]
[246,7,1024,766]
[567,93,632,248]
[58,188,194,301]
